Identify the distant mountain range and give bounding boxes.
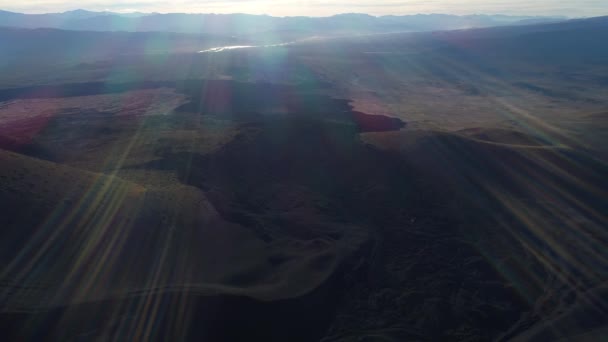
[1,13,605,86]
[0,9,566,40]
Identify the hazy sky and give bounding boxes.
[1,0,607,17]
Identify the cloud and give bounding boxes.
[1,0,607,17]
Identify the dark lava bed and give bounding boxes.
[0,80,607,341]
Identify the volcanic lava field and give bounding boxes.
[1,16,608,341]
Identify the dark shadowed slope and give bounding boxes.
[0,78,606,340]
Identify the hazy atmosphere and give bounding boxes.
[1,1,607,341]
[2,0,608,16]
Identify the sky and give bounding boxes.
[1,0,607,17]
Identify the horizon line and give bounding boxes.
[0,8,579,19]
